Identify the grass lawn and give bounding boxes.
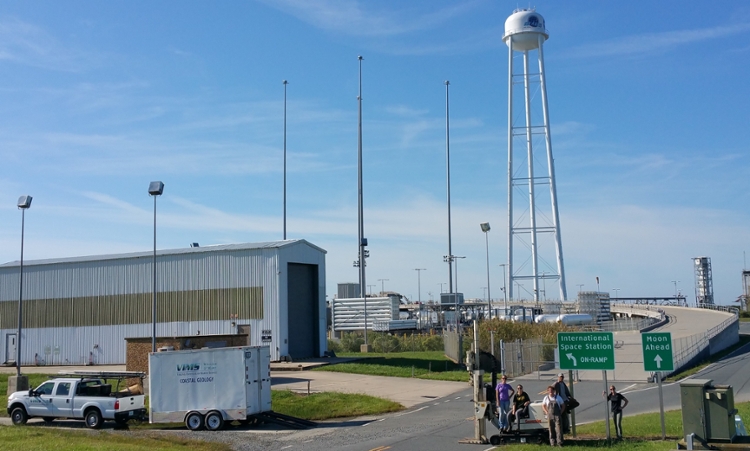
[314,351,468,382]
[272,389,402,420]
[0,426,231,451]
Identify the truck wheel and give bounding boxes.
[85,409,103,429]
[185,412,204,431]
[10,407,28,425]
[205,411,224,431]
[489,435,502,446]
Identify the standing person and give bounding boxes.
[508,384,530,432]
[603,385,629,439]
[554,373,571,432]
[495,375,514,432]
[543,385,565,446]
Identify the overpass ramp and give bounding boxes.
[574,305,737,382]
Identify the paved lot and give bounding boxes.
[270,371,468,408]
[1,363,469,410]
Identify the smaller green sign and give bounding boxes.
[642,332,674,372]
[558,332,615,370]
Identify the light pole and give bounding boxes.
[480,222,492,320]
[438,282,446,294]
[671,280,679,298]
[356,55,369,347]
[414,269,426,304]
[16,195,32,378]
[445,80,454,295]
[612,288,620,301]
[283,79,288,240]
[499,263,508,315]
[148,181,164,353]
[367,284,375,296]
[454,256,465,329]
[516,282,524,300]
[378,278,389,294]
[576,284,584,294]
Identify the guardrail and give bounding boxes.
[671,305,738,374]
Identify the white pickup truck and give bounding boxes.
[7,371,147,429]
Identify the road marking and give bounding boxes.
[394,406,427,417]
[455,396,462,400]
[280,446,293,450]
[369,446,391,451]
[434,402,440,406]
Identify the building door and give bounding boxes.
[5,333,16,364]
[237,325,251,346]
[287,263,319,359]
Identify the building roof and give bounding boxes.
[0,239,326,268]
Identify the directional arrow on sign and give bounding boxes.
[566,353,577,367]
[654,354,662,369]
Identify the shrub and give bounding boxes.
[372,334,400,353]
[339,332,365,352]
[327,339,342,354]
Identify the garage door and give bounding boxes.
[287,263,319,359]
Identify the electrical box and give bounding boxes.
[706,386,737,441]
[680,378,738,444]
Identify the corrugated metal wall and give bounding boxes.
[0,241,326,364]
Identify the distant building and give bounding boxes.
[337,283,360,299]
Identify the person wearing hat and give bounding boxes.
[554,373,571,432]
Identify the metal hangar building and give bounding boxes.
[0,239,326,365]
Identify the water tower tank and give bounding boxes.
[503,9,548,51]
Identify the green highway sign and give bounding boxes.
[641,332,674,372]
[558,332,615,370]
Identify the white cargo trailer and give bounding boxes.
[148,346,271,431]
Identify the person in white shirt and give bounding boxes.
[542,385,565,446]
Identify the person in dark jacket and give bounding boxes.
[603,385,629,439]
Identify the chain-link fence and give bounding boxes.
[443,331,553,378]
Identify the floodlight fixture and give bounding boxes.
[17,195,32,209]
[480,222,491,233]
[148,181,164,196]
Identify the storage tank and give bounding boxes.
[503,9,548,52]
[557,314,593,326]
[534,314,560,324]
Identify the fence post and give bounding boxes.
[500,339,505,375]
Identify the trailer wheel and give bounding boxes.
[185,412,204,431]
[489,435,502,446]
[10,407,28,425]
[205,411,224,431]
[85,409,103,429]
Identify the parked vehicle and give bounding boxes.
[7,371,146,429]
[148,346,272,431]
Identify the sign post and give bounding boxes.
[558,332,616,442]
[642,332,673,440]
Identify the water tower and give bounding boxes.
[503,9,567,303]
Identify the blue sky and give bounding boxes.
[0,1,749,306]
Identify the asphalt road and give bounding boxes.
[262,340,750,451]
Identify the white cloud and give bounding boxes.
[564,23,750,59]
[0,18,97,71]
[257,0,479,37]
